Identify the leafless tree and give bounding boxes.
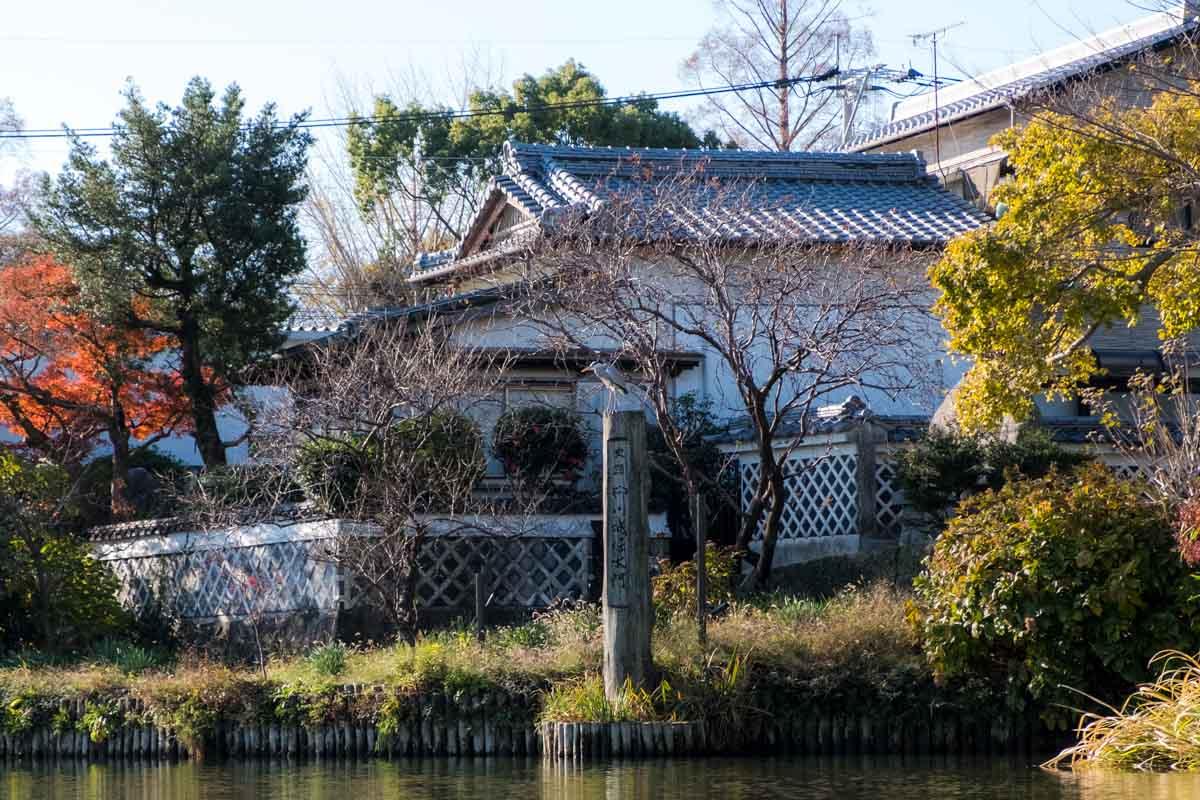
[680,0,874,150]
[1088,342,1200,509]
[298,55,506,313]
[516,170,939,590]
[0,99,30,236]
[180,321,541,643]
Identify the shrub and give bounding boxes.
[652,545,738,617]
[294,411,486,515]
[910,464,1199,724]
[305,642,348,678]
[386,412,486,509]
[294,436,372,515]
[646,394,734,535]
[78,700,122,743]
[492,406,588,484]
[894,426,1090,520]
[76,449,188,527]
[193,464,302,511]
[0,452,127,651]
[1177,498,1200,567]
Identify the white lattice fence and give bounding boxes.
[1109,460,1150,482]
[103,539,339,620]
[97,520,597,620]
[738,450,859,539]
[416,534,593,609]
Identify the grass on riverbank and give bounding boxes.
[0,583,925,741]
[1047,651,1200,772]
[0,583,919,694]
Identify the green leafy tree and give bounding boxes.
[931,85,1200,430]
[0,453,124,651]
[910,464,1199,725]
[346,60,720,274]
[32,78,313,466]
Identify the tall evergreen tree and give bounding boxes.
[32,78,312,466]
[339,60,721,304]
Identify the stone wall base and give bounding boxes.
[177,608,338,660]
[747,534,861,569]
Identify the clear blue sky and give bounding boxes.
[0,0,1159,181]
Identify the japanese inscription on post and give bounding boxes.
[605,439,631,608]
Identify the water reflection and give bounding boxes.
[4,756,1200,800]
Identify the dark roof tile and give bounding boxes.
[411,141,990,284]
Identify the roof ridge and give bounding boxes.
[845,11,1198,152]
[503,140,930,185]
[506,139,924,164]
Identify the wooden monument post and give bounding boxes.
[602,409,654,701]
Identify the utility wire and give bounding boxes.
[0,68,954,141]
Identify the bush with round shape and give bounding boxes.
[294,436,372,515]
[909,464,1199,725]
[894,426,1090,521]
[386,412,486,509]
[492,406,588,484]
[295,412,486,515]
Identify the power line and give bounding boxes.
[0,68,949,142]
[0,34,707,46]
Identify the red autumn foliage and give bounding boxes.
[0,254,192,517]
[1178,498,1200,568]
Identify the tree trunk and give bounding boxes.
[178,316,226,467]
[751,469,788,588]
[734,422,788,591]
[30,536,53,649]
[777,0,791,150]
[108,406,136,521]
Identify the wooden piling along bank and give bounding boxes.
[0,685,1060,762]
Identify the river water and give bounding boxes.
[3,757,1200,799]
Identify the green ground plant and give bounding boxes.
[304,642,349,678]
[911,464,1200,727]
[0,583,938,747]
[893,427,1089,521]
[78,699,122,743]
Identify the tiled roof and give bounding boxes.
[86,504,328,542]
[1038,417,1113,445]
[410,140,990,284]
[87,516,191,542]
[845,10,1199,152]
[708,401,926,445]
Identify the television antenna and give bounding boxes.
[911,21,966,175]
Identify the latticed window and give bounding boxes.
[874,458,905,536]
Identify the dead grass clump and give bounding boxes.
[1047,651,1200,772]
[705,581,920,675]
